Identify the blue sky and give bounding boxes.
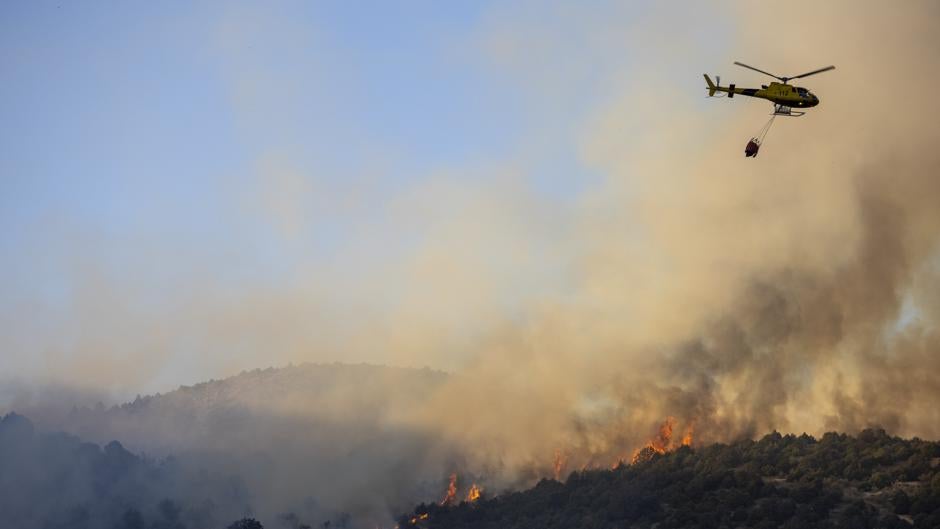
[1,1,735,394]
[1,1,614,278]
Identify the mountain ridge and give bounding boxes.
[46,362,449,454]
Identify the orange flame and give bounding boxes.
[549,417,696,481]
[553,449,568,481]
[630,417,682,464]
[681,422,694,447]
[466,483,482,502]
[440,473,457,506]
[407,513,429,525]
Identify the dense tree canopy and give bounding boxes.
[400,429,940,529]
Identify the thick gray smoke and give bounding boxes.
[401,0,940,477]
[3,1,940,527]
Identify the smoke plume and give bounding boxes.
[411,0,940,477]
[3,0,940,526]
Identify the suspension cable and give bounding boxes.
[755,115,776,143]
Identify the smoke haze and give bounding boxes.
[2,0,940,526]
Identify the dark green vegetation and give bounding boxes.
[400,430,940,529]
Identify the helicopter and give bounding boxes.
[704,62,835,117]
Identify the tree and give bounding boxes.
[227,518,264,529]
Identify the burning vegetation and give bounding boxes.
[404,475,482,527]
[552,449,568,481]
[403,415,698,529]
[420,415,695,525]
[436,473,483,506]
[406,512,428,525]
[629,417,694,465]
[439,473,457,506]
[568,416,697,471]
[465,483,482,503]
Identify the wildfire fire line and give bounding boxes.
[439,473,482,507]
[403,474,482,527]
[404,417,691,527]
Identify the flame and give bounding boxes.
[440,473,457,506]
[408,513,429,525]
[466,483,482,502]
[630,417,685,464]
[553,449,568,480]
[549,417,696,474]
[657,416,676,447]
[681,422,694,446]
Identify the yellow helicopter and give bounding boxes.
[704,62,835,117]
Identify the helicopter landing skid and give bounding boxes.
[772,104,805,117]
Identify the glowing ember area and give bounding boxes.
[408,513,429,525]
[466,483,482,502]
[553,449,568,480]
[440,473,457,506]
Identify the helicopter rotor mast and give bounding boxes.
[733,61,835,84]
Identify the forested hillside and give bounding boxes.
[7,364,455,527]
[7,402,940,529]
[399,429,940,529]
[0,412,348,529]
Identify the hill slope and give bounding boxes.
[15,364,456,527]
[399,429,940,529]
[0,411,257,529]
[51,363,448,454]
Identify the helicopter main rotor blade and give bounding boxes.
[733,61,783,81]
[789,65,836,80]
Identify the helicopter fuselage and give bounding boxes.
[718,81,819,107]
